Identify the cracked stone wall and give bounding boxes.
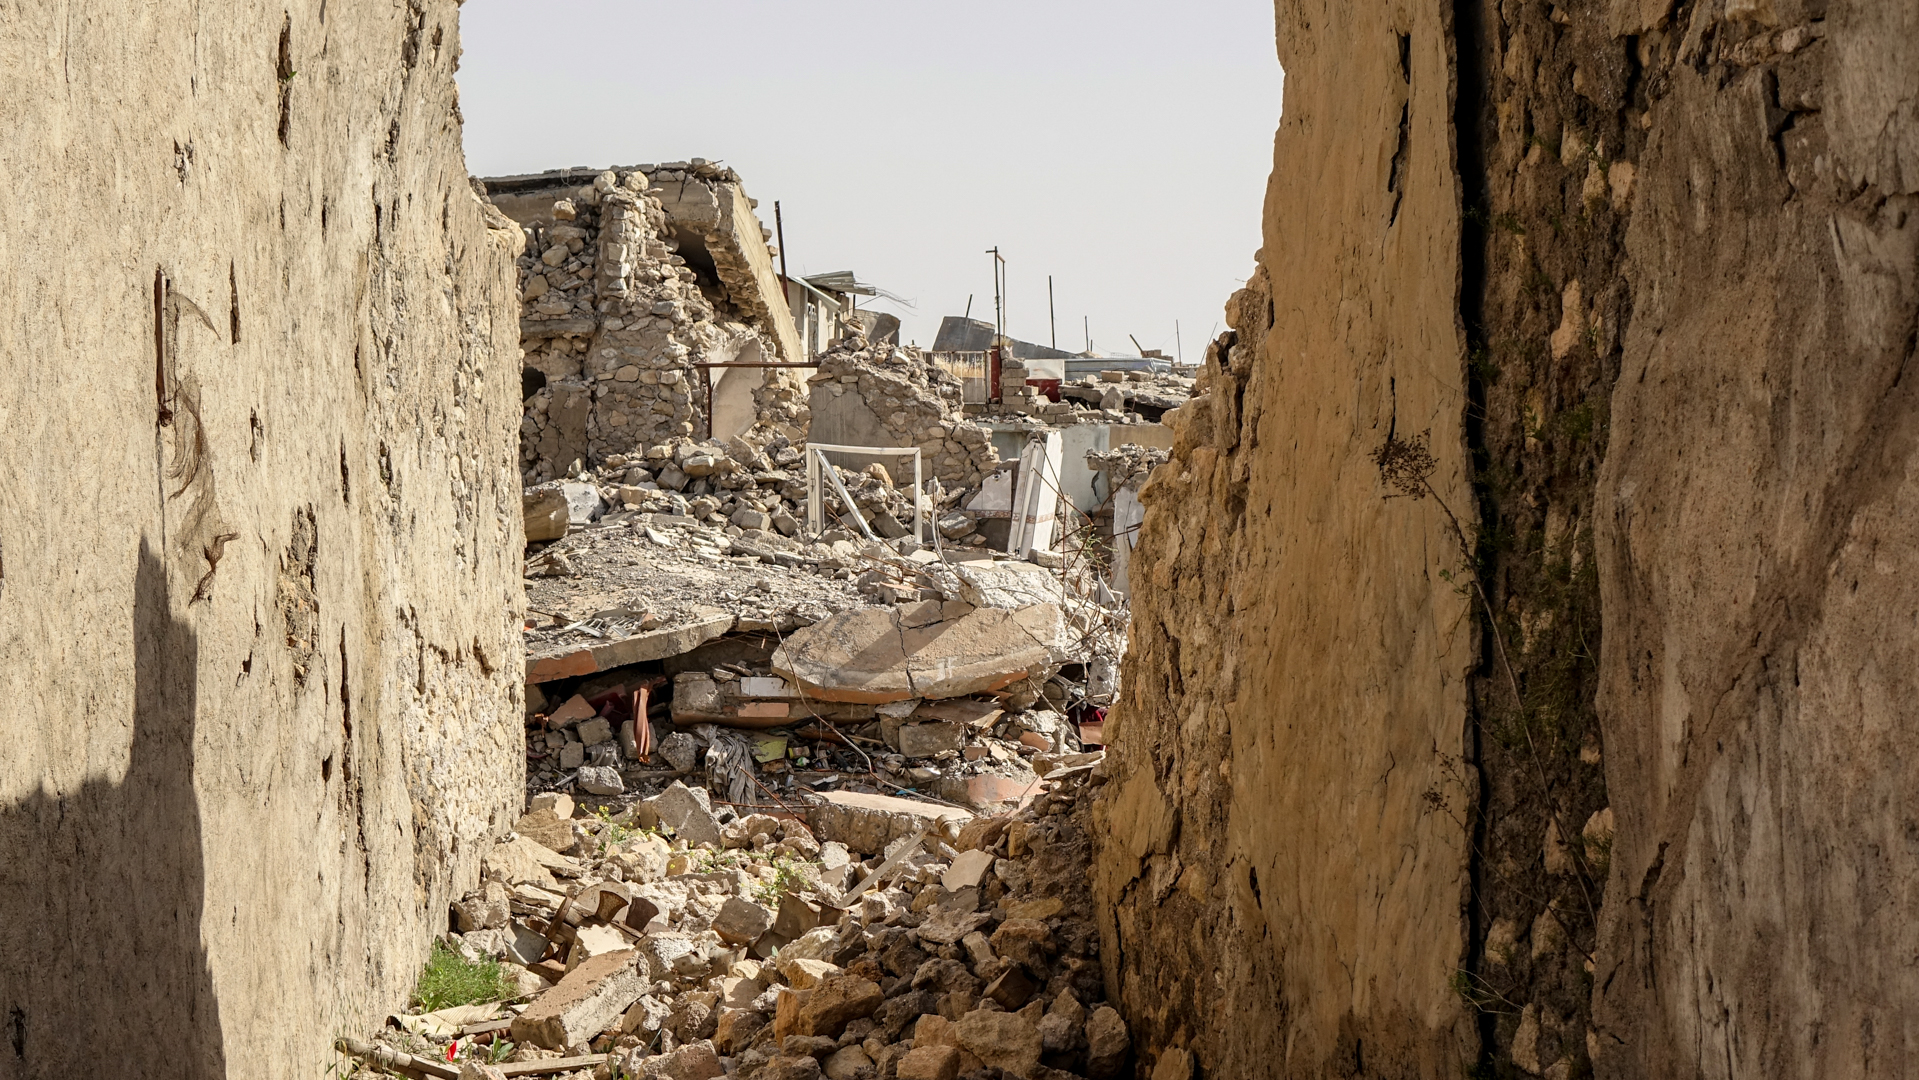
[0,3,525,1078]
[1097,1,1918,1078]
[1092,3,1479,1076]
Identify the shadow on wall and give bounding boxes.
[0,540,225,1079]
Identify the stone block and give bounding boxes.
[896,1046,960,1080]
[806,791,971,855]
[578,718,614,746]
[712,896,775,946]
[645,780,723,847]
[525,488,571,542]
[509,949,645,1050]
[897,722,962,759]
[516,808,579,855]
[956,1011,1041,1078]
[940,849,995,892]
[1084,1006,1129,1077]
[732,507,773,532]
[560,482,604,524]
[577,765,623,796]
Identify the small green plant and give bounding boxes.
[486,1039,517,1065]
[751,857,810,906]
[411,941,514,1012]
[697,848,746,873]
[1493,210,1526,235]
[596,807,637,855]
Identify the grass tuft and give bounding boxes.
[412,940,514,1012]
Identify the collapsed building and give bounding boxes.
[483,163,809,483]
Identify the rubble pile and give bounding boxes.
[981,363,1195,427]
[510,166,805,484]
[809,334,1002,492]
[344,766,1128,1080]
[519,529,1117,814]
[1081,447,1168,491]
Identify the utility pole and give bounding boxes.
[986,247,1006,342]
[1084,316,1090,355]
[1176,320,1182,365]
[1048,276,1057,351]
[963,294,973,323]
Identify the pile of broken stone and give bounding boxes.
[521,551,1114,815]
[345,768,1130,1080]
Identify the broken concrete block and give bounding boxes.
[771,508,800,536]
[712,896,776,946]
[578,717,614,746]
[897,722,962,759]
[577,765,624,796]
[509,949,645,1050]
[659,731,703,774]
[771,604,1062,704]
[646,780,723,847]
[656,464,689,491]
[568,923,631,970]
[560,482,605,524]
[548,695,597,726]
[559,741,586,769]
[525,488,571,542]
[941,849,995,892]
[807,791,972,855]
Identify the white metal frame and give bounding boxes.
[805,443,929,542]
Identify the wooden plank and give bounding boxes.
[498,1054,611,1076]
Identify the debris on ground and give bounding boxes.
[340,765,1125,1080]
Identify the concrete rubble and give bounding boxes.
[328,155,1187,1080]
[344,765,1126,1080]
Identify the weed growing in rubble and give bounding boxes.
[595,807,640,855]
[752,858,809,906]
[412,941,514,1012]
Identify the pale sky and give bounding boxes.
[457,2,1282,357]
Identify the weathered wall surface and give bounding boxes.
[0,3,525,1078]
[1101,0,1919,1077]
[1092,2,1480,1076]
[1584,4,1919,1077]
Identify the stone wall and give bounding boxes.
[1097,1,1919,1078]
[1581,5,1919,1077]
[809,336,1002,493]
[1091,2,1479,1075]
[489,165,808,483]
[0,3,525,1077]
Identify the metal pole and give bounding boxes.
[1048,275,1056,351]
[963,294,973,324]
[774,202,788,282]
[1084,316,1090,354]
[987,247,1004,343]
[1176,320,1182,364]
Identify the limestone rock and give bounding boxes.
[956,1010,1041,1078]
[646,781,723,847]
[509,949,645,1049]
